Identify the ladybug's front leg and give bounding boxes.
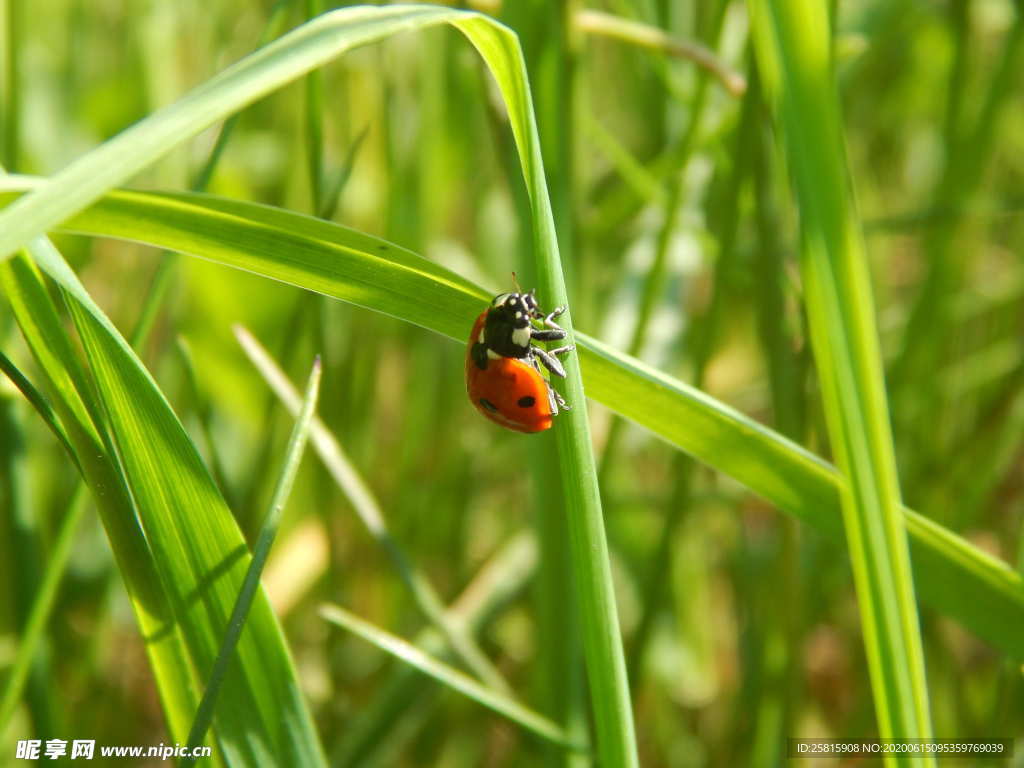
[531,307,569,343]
[543,305,567,328]
[531,328,566,342]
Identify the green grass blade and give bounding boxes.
[1,181,1021,659]
[234,324,512,696]
[0,5,477,266]
[0,395,63,739]
[0,351,76,463]
[303,0,325,215]
[0,485,88,732]
[748,0,934,752]
[1,0,21,170]
[0,250,204,744]
[332,532,537,767]
[175,338,233,505]
[494,7,588,764]
[21,235,327,766]
[319,604,585,753]
[0,176,232,740]
[438,20,639,766]
[576,9,746,96]
[183,357,321,765]
[319,125,368,222]
[191,1,291,194]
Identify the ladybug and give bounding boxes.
[466,288,575,433]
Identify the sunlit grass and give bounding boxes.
[2,1,1023,765]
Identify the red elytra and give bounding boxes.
[465,312,555,433]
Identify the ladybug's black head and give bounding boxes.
[491,290,539,328]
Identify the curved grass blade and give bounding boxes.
[318,604,585,753]
[0,351,76,464]
[0,184,233,744]
[183,358,321,766]
[21,234,326,766]
[0,182,1020,660]
[0,250,204,751]
[0,5,478,266]
[576,9,746,96]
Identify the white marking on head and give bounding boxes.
[492,293,512,307]
[515,311,523,319]
[486,349,501,360]
[511,326,531,348]
[478,329,485,343]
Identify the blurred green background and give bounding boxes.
[1,0,1023,765]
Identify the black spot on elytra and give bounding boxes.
[517,395,536,408]
[479,398,498,413]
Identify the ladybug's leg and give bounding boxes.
[531,305,569,341]
[533,345,574,379]
[543,305,566,325]
[531,328,566,342]
[527,351,572,415]
[553,387,570,411]
[544,382,570,415]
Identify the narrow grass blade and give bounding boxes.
[133,1,295,355]
[319,604,585,753]
[304,0,326,215]
[234,324,511,695]
[333,532,537,767]
[0,5,480,266]
[458,18,639,766]
[183,358,321,765]
[192,0,291,194]
[319,126,369,222]
[0,485,89,732]
[749,0,934,752]
[175,338,233,504]
[624,39,754,680]
[1,0,21,169]
[2,181,1021,658]
[0,396,63,739]
[576,9,746,95]
[498,7,588,764]
[0,351,76,463]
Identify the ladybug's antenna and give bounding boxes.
[511,271,522,293]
